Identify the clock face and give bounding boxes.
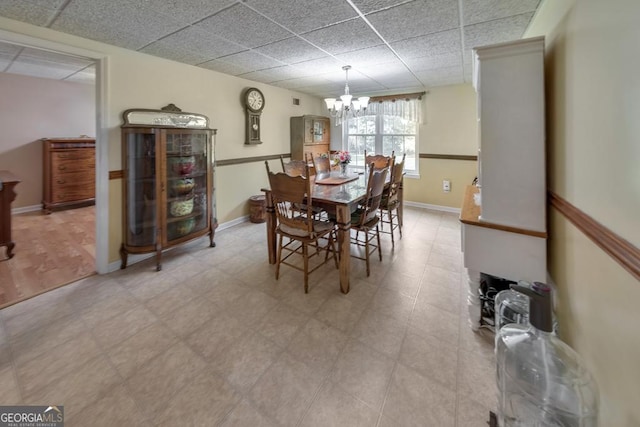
[246,89,264,112]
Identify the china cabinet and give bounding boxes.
[42,137,95,213]
[120,106,217,271]
[461,37,547,330]
[290,115,330,160]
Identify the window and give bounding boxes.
[346,114,418,173]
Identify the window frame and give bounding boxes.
[344,114,419,177]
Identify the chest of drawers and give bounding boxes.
[42,138,95,213]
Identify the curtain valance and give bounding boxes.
[366,92,425,122]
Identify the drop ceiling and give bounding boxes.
[0,0,541,97]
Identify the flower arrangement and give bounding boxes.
[333,150,351,165]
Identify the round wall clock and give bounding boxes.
[244,88,264,144]
[245,88,265,112]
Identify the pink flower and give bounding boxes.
[334,150,351,164]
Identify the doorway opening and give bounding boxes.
[0,30,108,308]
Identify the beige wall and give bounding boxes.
[0,73,95,208]
[528,0,640,423]
[404,84,478,208]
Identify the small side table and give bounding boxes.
[0,171,20,260]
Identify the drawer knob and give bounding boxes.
[58,165,67,170]
[56,179,66,184]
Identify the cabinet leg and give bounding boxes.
[155,243,162,271]
[209,220,217,247]
[5,242,15,259]
[466,268,482,331]
[119,244,128,269]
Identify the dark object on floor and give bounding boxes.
[480,272,516,330]
[489,411,498,426]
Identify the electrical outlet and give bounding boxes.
[443,179,451,193]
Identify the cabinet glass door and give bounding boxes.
[125,131,157,247]
[164,130,209,243]
[312,120,325,143]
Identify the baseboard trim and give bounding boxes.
[549,191,640,281]
[404,201,461,214]
[217,215,250,231]
[12,204,42,215]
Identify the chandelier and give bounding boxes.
[324,65,370,126]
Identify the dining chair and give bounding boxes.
[365,150,394,170]
[280,155,308,177]
[310,153,332,175]
[379,153,405,248]
[266,164,339,293]
[350,163,389,276]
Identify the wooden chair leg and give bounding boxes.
[303,243,309,293]
[389,210,395,248]
[397,208,403,237]
[376,225,382,262]
[331,231,339,269]
[364,230,371,277]
[275,234,283,279]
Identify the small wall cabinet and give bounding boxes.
[120,106,217,271]
[42,137,95,213]
[290,115,330,160]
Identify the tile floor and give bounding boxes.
[0,206,497,426]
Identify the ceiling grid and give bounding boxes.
[0,0,541,95]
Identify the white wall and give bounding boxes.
[0,73,94,208]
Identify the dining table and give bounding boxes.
[262,169,403,294]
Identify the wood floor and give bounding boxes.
[0,205,95,308]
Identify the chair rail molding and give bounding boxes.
[549,191,640,281]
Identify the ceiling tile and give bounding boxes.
[404,52,461,72]
[246,0,358,33]
[303,19,382,55]
[367,0,459,43]
[360,60,411,79]
[141,26,246,65]
[254,37,327,64]
[391,29,460,60]
[141,0,235,26]
[350,0,415,15]
[463,0,540,25]
[335,45,398,68]
[199,59,254,76]
[271,76,334,90]
[196,3,291,49]
[51,16,149,50]
[240,65,311,83]
[293,56,347,76]
[0,0,543,93]
[52,0,186,49]
[464,13,535,50]
[0,0,63,26]
[216,50,284,72]
[379,75,423,89]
